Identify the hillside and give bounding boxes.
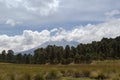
[21,40,79,54]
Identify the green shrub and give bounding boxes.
[45,70,62,80]
[95,73,107,80]
[33,74,45,80]
[90,71,100,79]
[107,72,120,80]
[74,72,83,78]
[112,77,120,80]
[9,74,15,80]
[22,74,31,80]
[90,70,109,80]
[81,70,90,77]
[63,70,75,77]
[1,73,16,80]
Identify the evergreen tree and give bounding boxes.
[7,50,14,62]
[1,50,6,62]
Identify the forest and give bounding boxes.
[0,36,120,64]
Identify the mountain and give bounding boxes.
[20,40,79,54]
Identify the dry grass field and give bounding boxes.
[0,60,120,80]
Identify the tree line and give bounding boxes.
[0,36,120,64]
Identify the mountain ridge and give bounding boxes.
[20,40,79,54]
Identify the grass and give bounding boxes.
[0,60,120,80]
[62,77,94,80]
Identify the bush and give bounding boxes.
[107,72,120,80]
[3,73,16,80]
[22,73,31,80]
[96,73,107,80]
[90,71,108,79]
[81,70,90,77]
[45,70,62,80]
[112,77,120,80]
[63,70,74,77]
[9,74,15,80]
[33,74,45,80]
[74,72,82,78]
[90,71,100,79]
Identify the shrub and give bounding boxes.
[33,74,45,80]
[81,70,90,77]
[21,73,31,80]
[95,73,107,80]
[74,72,83,78]
[9,74,15,80]
[3,73,16,80]
[63,70,75,77]
[45,70,62,80]
[90,70,109,79]
[107,72,120,80]
[112,77,120,80]
[90,71,100,79]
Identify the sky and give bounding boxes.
[0,0,120,52]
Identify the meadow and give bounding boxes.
[0,60,120,80]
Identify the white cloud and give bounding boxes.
[2,0,59,15]
[5,19,22,26]
[6,19,15,26]
[0,19,120,52]
[105,10,120,17]
[0,0,120,27]
[50,28,58,32]
[51,19,120,43]
[21,0,59,16]
[0,0,60,26]
[4,0,23,8]
[0,30,50,52]
[51,27,67,41]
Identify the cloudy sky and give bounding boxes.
[0,0,120,52]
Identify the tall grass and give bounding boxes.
[0,60,120,80]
